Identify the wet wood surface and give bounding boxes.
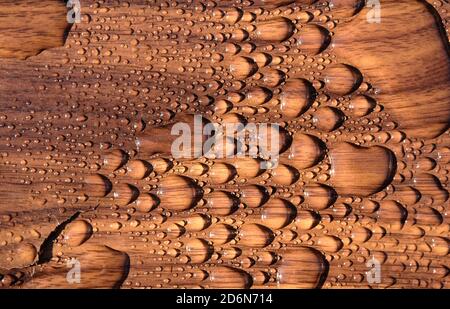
[0,0,449,289]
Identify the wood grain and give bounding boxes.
[0,0,448,289]
[0,0,70,60]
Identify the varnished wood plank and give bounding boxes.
[0,0,448,289]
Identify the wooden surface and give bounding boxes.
[0,0,70,60]
[0,0,449,289]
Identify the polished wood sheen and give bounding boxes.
[0,0,449,289]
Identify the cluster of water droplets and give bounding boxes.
[0,0,449,289]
